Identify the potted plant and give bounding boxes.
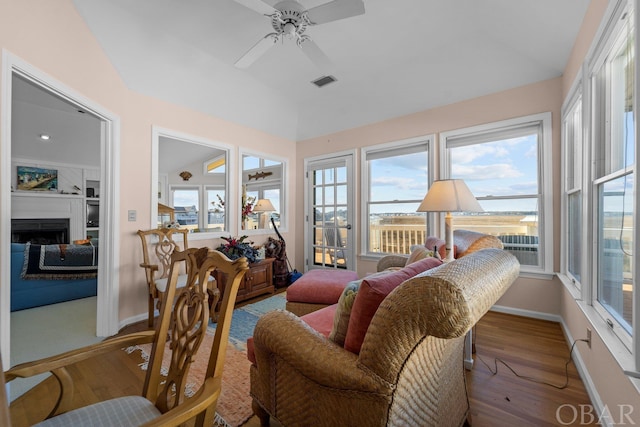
[216,235,259,263]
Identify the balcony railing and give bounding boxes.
[370,224,427,254]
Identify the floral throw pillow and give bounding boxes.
[405,246,436,266]
[328,271,393,346]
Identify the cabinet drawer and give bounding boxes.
[247,264,269,285]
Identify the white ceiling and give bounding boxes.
[69,1,588,142]
[11,75,102,167]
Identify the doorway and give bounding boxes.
[1,52,120,374]
[305,152,356,271]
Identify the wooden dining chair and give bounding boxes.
[3,247,249,427]
[137,227,190,327]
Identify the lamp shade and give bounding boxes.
[417,179,483,213]
[253,199,276,212]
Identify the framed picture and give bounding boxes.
[17,166,58,191]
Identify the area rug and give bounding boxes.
[126,292,286,427]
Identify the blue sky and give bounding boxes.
[369,134,540,214]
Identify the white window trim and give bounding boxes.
[587,0,635,352]
[360,135,435,258]
[439,112,554,277]
[239,148,288,236]
[560,77,584,296]
[557,0,640,389]
[151,126,234,240]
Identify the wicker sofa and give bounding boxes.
[250,246,519,427]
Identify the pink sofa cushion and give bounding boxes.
[246,305,337,365]
[286,269,359,305]
[344,257,443,354]
[301,304,337,338]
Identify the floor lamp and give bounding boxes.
[253,199,276,229]
[417,179,483,370]
[417,179,483,262]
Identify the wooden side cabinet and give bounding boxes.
[214,257,275,305]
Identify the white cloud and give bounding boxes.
[452,144,510,164]
[372,176,421,190]
[452,163,523,180]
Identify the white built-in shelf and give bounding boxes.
[11,191,83,199]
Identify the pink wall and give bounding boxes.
[296,77,565,315]
[0,0,296,323]
[562,0,609,99]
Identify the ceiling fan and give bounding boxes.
[233,0,365,71]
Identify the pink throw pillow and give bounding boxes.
[343,256,443,354]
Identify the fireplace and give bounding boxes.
[11,218,70,244]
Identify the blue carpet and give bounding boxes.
[210,293,286,351]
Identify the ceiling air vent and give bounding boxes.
[311,75,337,88]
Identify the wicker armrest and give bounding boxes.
[376,255,408,272]
[253,310,391,392]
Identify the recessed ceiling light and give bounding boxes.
[39,134,51,141]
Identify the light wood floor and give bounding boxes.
[8,311,595,427]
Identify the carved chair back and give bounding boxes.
[137,227,190,326]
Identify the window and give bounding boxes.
[362,137,432,255]
[241,153,284,231]
[590,6,635,342]
[171,187,199,231]
[169,186,225,232]
[441,113,553,274]
[206,187,225,231]
[562,91,584,288]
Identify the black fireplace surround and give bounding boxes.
[11,218,70,245]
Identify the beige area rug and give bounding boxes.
[126,293,287,427]
[128,333,252,427]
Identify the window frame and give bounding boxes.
[440,112,554,277]
[587,1,636,349]
[360,135,435,258]
[558,0,640,374]
[169,185,201,231]
[239,150,287,235]
[561,82,585,293]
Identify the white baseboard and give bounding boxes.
[119,311,153,332]
[558,318,610,427]
[488,305,609,427]
[490,304,562,322]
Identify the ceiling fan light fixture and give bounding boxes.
[233,0,364,70]
[311,75,337,88]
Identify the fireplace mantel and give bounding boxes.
[11,193,84,241]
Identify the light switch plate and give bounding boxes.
[128,210,137,221]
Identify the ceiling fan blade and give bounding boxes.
[233,0,277,16]
[306,0,365,25]
[235,34,278,68]
[300,39,333,74]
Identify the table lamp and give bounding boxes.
[252,199,276,229]
[417,179,483,262]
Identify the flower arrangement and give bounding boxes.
[216,235,259,263]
